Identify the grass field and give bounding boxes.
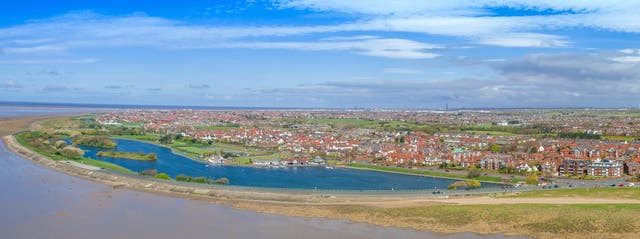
[233,152,294,165]
[466,130,521,136]
[242,202,640,239]
[503,187,640,199]
[347,163,503,182]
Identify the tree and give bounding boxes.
[467,168,481,179]
[159,134,173,144]
[526,173,539,185]
[59,146,84,159]
[491,144,501,153]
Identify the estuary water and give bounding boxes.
[77,138,502,191]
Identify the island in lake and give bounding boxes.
[97,151,157,161]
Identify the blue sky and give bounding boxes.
[1,0,640,108]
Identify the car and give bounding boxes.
[618,184,625,187]
[610,184,617,187]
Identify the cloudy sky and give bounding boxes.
[1,0,640,109]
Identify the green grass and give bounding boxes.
[233,152,294,165]
[194,125,241,130]
[466,130,521,136]
[347,163,503,182]
[76,158,135,174]
[504,187,640,199]
[380,204,639,235]
[111,134,161,142]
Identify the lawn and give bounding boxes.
[503,187,640,199]
[466,130,521,136]
[233,152,294,165]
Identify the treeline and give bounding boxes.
[73,135,117,148]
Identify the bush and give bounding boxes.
[155,173,171,180]
[526,174,539,185]
[140,169,158,176]
[146,153,158,160]
[215,177,230,184]
[175,174,192,182]
[467,169,480,179]
[465,179,481,189]
[58,146,85,159]
[73,135,117,148]
[191,176,212,184]
[448,180,481,190]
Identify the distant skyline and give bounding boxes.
[1,1,640,108]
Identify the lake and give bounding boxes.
[76,138,502,191]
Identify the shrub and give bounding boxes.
[155,173,171,180]
[526,174,539,185]
[465,179,481,189]
[54,140,68,149]
[191,176,212,184]
[175,174,192,182]
[146,153,158,160]
[58,146,84,159]
[467,169,480,179]
[214,177,230,185]
[140,169,158,176]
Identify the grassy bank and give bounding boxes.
[504,187,640,199]
[239,202,640,239]
[346,163,503,182]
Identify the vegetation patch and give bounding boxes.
[97,151,157,160]
[73,135,117,148]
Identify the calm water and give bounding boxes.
[77,139,501,190]
[1,107,524,239]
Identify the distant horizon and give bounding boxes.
[2,100,639,111]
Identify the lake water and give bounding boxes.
[77,138,502,191]
[0,107,524,239]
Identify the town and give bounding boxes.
[96,109,640,180]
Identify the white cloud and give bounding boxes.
[223,38,439,59]
[3,45,66,54]
[478,33,570,48]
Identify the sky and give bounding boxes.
[1,0,640,109]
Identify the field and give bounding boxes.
[233,152,294,165]
[502,187,640,199]
[238,202,640,239]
